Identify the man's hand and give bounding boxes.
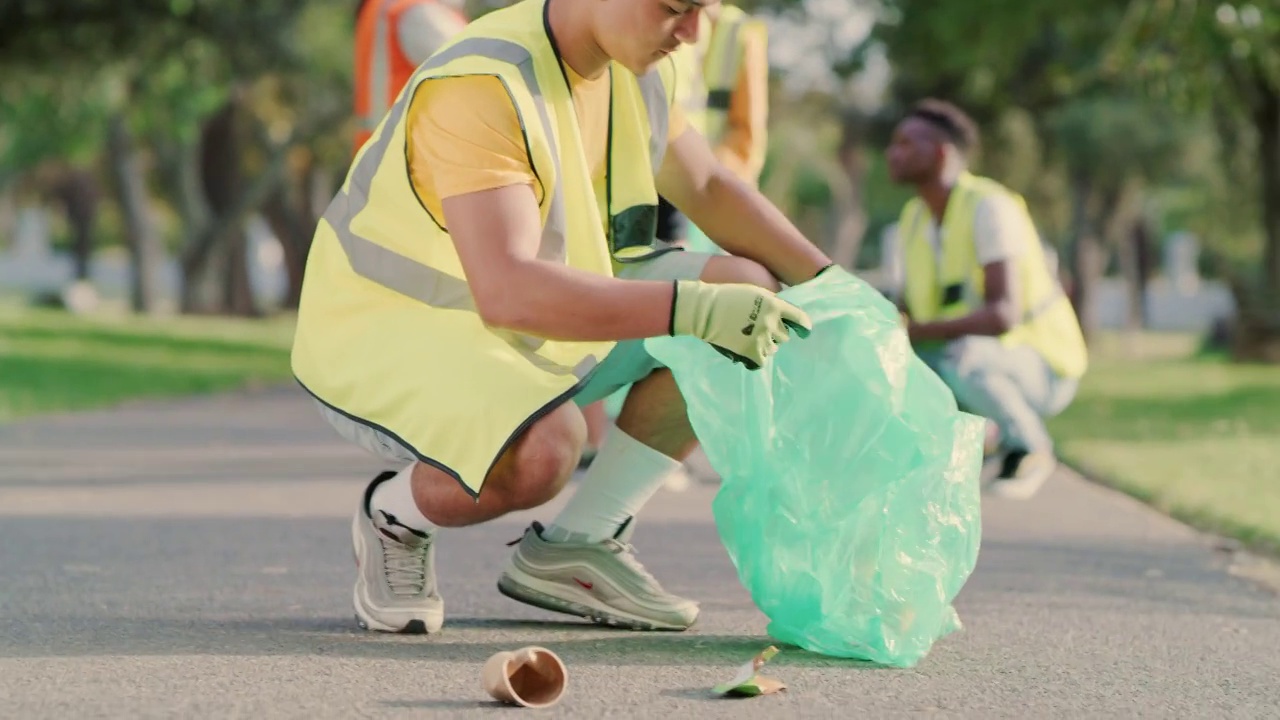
[906,260,1020,343]
[670,280,812,370]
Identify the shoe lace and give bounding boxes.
[604,539,663,589]
[381,538,428,596]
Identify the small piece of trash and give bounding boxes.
[713,646,786,697]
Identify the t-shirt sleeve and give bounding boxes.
[972,192,1030,266]
[405,74,542,221]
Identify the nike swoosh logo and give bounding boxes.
[573,577,594,590]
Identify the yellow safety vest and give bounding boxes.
[898,173,1089,380]
[674,5,765,148]
[291,0,678,498]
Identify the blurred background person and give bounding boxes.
[666,3,769,254]
[886,99,1088,500]
[353,0,469,154]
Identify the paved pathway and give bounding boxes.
[2,387,1278,718]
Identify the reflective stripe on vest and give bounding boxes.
[340,37,669,309]
[332,36,668,367]
[343,38,569,297]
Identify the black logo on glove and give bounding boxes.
[741,296,763,335]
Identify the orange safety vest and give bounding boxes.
[353,0,467,153]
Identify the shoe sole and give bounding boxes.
[351,514,444,634]
[496,566,695,632]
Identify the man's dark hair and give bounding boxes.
[907,99,980,156]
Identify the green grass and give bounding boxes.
[0,306,296,421]
[1049,332,1280,555]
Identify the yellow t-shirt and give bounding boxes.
[405,64,687,226]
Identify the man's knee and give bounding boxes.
[484,401,585,510]
[699,255,781,292]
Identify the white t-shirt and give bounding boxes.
[921,192,1028,266]
[397,2,468,66]
[885,192,1041,308]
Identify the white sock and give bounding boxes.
[545,427,682,543]
[369,463,437,534]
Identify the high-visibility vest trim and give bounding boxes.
[294,366,596,496]
[343,39,570,311]
[337,37,673,311]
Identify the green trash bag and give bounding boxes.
[644,267,984,668]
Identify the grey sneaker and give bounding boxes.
[497,520,699,631]
[987,450,1057,499]
[351,470,443,633]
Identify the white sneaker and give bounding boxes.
[497,521,699,631]
[987,451,1056,499]
[351,471,444,633]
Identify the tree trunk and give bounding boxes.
[264,156,327,310]
[154,135,219,314]
[1067,174,1103,342]
[1255,80,1280,316]
[1131,217,1154,329]
[177,92,299,316]
[222,228,258,316]
[191,92,268,317]
[105,113,164,314]
[53,168,99,281]
[829,137,870,269]
[1104,181,1148,332]
[201,96,252,316]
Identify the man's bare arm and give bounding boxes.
[656,128,830,286]
[907,261,1020,342]
[442,184,674,341]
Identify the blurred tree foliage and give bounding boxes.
[0,0,351,314]
[1105,0,1280,355]
[1,0,1277,356]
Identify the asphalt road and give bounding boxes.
[2,386,1278,719]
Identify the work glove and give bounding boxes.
[669,280,813,370]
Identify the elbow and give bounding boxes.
[472,285,527,331]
